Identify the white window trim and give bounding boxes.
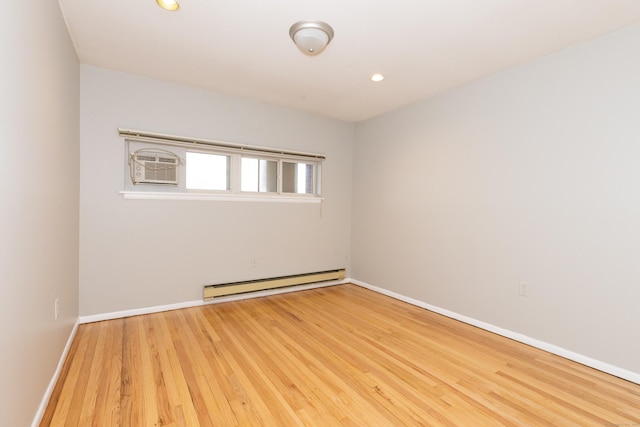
[120,129,325,202]
[118,191,323,203]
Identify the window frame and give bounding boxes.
[240,155,280,195]
[281,160,317,195]
[120,129,324,202]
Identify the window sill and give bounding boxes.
[119,191,323,203]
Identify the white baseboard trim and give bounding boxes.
[32,319,80,427]
[349,278,640,385]
[79,279,348,324]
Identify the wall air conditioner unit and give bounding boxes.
[131,151,179,185]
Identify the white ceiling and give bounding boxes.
[58,0,640,122]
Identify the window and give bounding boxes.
[283,161,314,194]
[186,152,229,191]
[241,157,277,193]
[121,129,323,201]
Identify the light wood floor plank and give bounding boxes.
[42,284,640,426]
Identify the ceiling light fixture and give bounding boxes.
[157,0,179,11]
[371,73,385,82]
[289,21,334,56]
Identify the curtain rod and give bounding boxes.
[118,128,326,160]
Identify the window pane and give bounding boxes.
[260,159,278,192]
[241,158,258,192]
[186,152,229,190]
[241,157,277,192]
[283,162,314,194]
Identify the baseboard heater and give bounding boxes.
[203,269,345,300]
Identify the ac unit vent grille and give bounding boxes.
[132,152,179,185]
[137,155,156,162]
[142,161,177,182]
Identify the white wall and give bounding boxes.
[79,66,353,316]
[352,23,640,374]
[0,2,79,425]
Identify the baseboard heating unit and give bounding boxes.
[203,269,346,300]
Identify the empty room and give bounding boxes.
[2,0,640,425]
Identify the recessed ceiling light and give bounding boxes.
[371,73,385,82]
[157,0,179,11]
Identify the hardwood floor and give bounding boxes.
[42,284,640,426]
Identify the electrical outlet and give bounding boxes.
[518,282,528,297]
[54,298,60,320]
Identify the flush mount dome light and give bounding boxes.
[289,21,334,56]
[157,0,179,11]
